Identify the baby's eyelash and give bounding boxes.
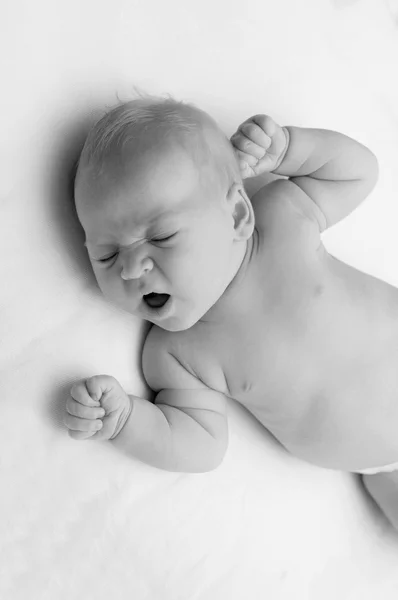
[97,253,118,263]
[153,233,176,242]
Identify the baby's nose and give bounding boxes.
[120,252,154,281]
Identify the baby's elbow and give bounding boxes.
[363,149,379,193]
[203,439,228,472]
[191,446,228,473]
[352,150,379,205]
[370,149,379,180]
[177,437,228,474]
[189,413,229,473]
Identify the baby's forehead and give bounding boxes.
[77,168,206,242]
[79,151,210,219]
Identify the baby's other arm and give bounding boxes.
[274,126,379,230]
[110,329,228,473]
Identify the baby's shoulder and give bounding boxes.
[250,178,324,251]
[141,325,170,391]
[142,325,197,392]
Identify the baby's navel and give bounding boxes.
[241,380,253,394]
[313,284,324,297]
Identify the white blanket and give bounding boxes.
[2,1,398,598]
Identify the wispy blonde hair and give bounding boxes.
[75,86,241,196]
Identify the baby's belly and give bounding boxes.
[236,261,398,472]
[186,253,398,472]
[249,338,398,472]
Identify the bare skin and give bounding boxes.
[66,111,398,527]
[145,180,398,473]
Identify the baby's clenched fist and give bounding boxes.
[230,114,289,178]
[64,374,132,441]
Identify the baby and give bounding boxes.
[65,91,398,529]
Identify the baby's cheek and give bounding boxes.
[99,273,133,311]
[93,269,113,296]
[91,268,102,288]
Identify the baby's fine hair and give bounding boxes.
[75,86,242,194]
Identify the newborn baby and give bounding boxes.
[65,92,398,528]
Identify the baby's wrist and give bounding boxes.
[110,396,133,440]
[272,126,290,172]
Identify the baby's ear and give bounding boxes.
[231,186,255,240]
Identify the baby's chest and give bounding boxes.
[182,322,313,422]
[192,326,398,470]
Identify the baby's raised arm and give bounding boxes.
[110,329,229,473]
[276,125,379,230]
[232,115,379,231]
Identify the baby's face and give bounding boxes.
[75,145,240,331]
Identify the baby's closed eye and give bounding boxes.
[152,233,176,243]
[96,253,118,263]
[93,233,178,264]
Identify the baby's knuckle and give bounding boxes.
[85,375,98,388]
[251,113,267,125]
[242,123,257,136]
[96,374,115,388]
[235,137,252,151]
[264,116,276,134]
[71,381,85,399]
[236,139,247,151]
[87,374,104,388]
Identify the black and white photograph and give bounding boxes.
[2,1,398,598]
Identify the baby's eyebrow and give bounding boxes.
[84,212,180,248]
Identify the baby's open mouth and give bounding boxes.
[143,292,171,309]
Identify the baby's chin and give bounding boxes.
[146,300,213,332]
[146,310,202,332]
